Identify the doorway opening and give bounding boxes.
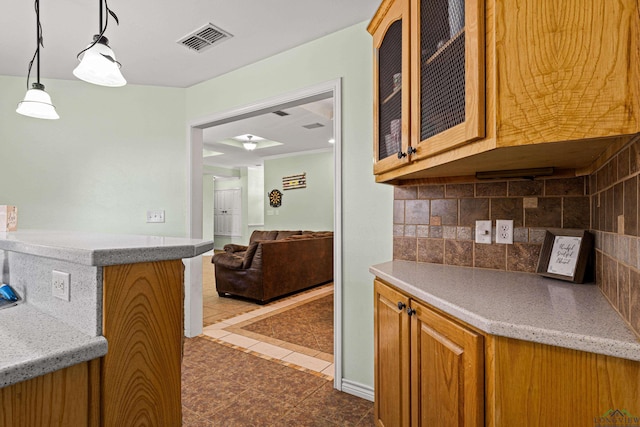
[186,79,343,389]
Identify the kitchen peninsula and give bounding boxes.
[0,230,213,427]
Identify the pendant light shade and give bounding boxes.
[16,82,59,120]
[17,0,59,120]
[74,1,126,87]
[243,135,257,151]
[73,36,125,87]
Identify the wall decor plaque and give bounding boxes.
[282,173,306,190]
[536,229,593,284]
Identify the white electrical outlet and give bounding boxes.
[496,219,514,244]
[146,210,165,223]
[52,270,70,301]
[475,220,492,244]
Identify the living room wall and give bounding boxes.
[0,75,186,237]
[186,22,393,393]
[264,150,334,231]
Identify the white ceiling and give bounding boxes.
[202,97,334,170]
[0,0,379,88]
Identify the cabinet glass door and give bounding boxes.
[411,0,484,159]
[371,0,411,175]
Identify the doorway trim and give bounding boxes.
[186,78,343,389]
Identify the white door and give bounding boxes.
[214,188,242,236]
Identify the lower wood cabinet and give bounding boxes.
[0,360,100,427]
[375,278,640,427]
[374,279,483,427]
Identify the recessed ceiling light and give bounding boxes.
[328,138,335,144]
[302,122,325,129]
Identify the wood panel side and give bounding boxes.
[0,362,92,427]
[88,358,101,427]
[490,336,640,427]
[102,260,184,427]
[495,0,640,146]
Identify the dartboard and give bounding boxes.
[268,189,282,207]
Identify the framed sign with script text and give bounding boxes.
[536,229,594,284]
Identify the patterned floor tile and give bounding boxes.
[296,382,374,426]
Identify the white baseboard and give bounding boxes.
[340,379,374,402]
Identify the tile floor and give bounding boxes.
[182,336,374,426]
[183,256,374,425]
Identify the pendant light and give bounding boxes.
[16,0,59,120]
[243,135,257,151]
[73,0,126,87]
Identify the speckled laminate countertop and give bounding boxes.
[0,303,107,387]
[370,261,640,361]
[0,229,214,266]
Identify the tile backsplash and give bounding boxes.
[591,136,640,336]
[393,176,589,273]
[393,135,640,337]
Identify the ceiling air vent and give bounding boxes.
[177,23,233,53]
[302,122,325,129]
[273,110,290,117]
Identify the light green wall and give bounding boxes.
[0,75,186,237]
[186,22,393,388]
[264,151,334,231]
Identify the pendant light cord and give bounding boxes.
[75,0,119,59]
[25,0,43,89]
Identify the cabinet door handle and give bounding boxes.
[407,308,416,316]
[397,302,406,310]
[407,146,417,155]
[397,151,407,159]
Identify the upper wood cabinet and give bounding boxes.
[369,0,411,175]
[410,0,485,161]
[369,0,640,183]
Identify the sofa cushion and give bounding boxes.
[223,243,248,254]
[276,230,302,240]
[312,232,333,238]
[285,234,313,240]
[212,252,244,269]
[250,230,278,243]
[242,241,260,269]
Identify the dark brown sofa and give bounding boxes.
[212,230,333,303]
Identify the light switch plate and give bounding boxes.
[475,220,492,244]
